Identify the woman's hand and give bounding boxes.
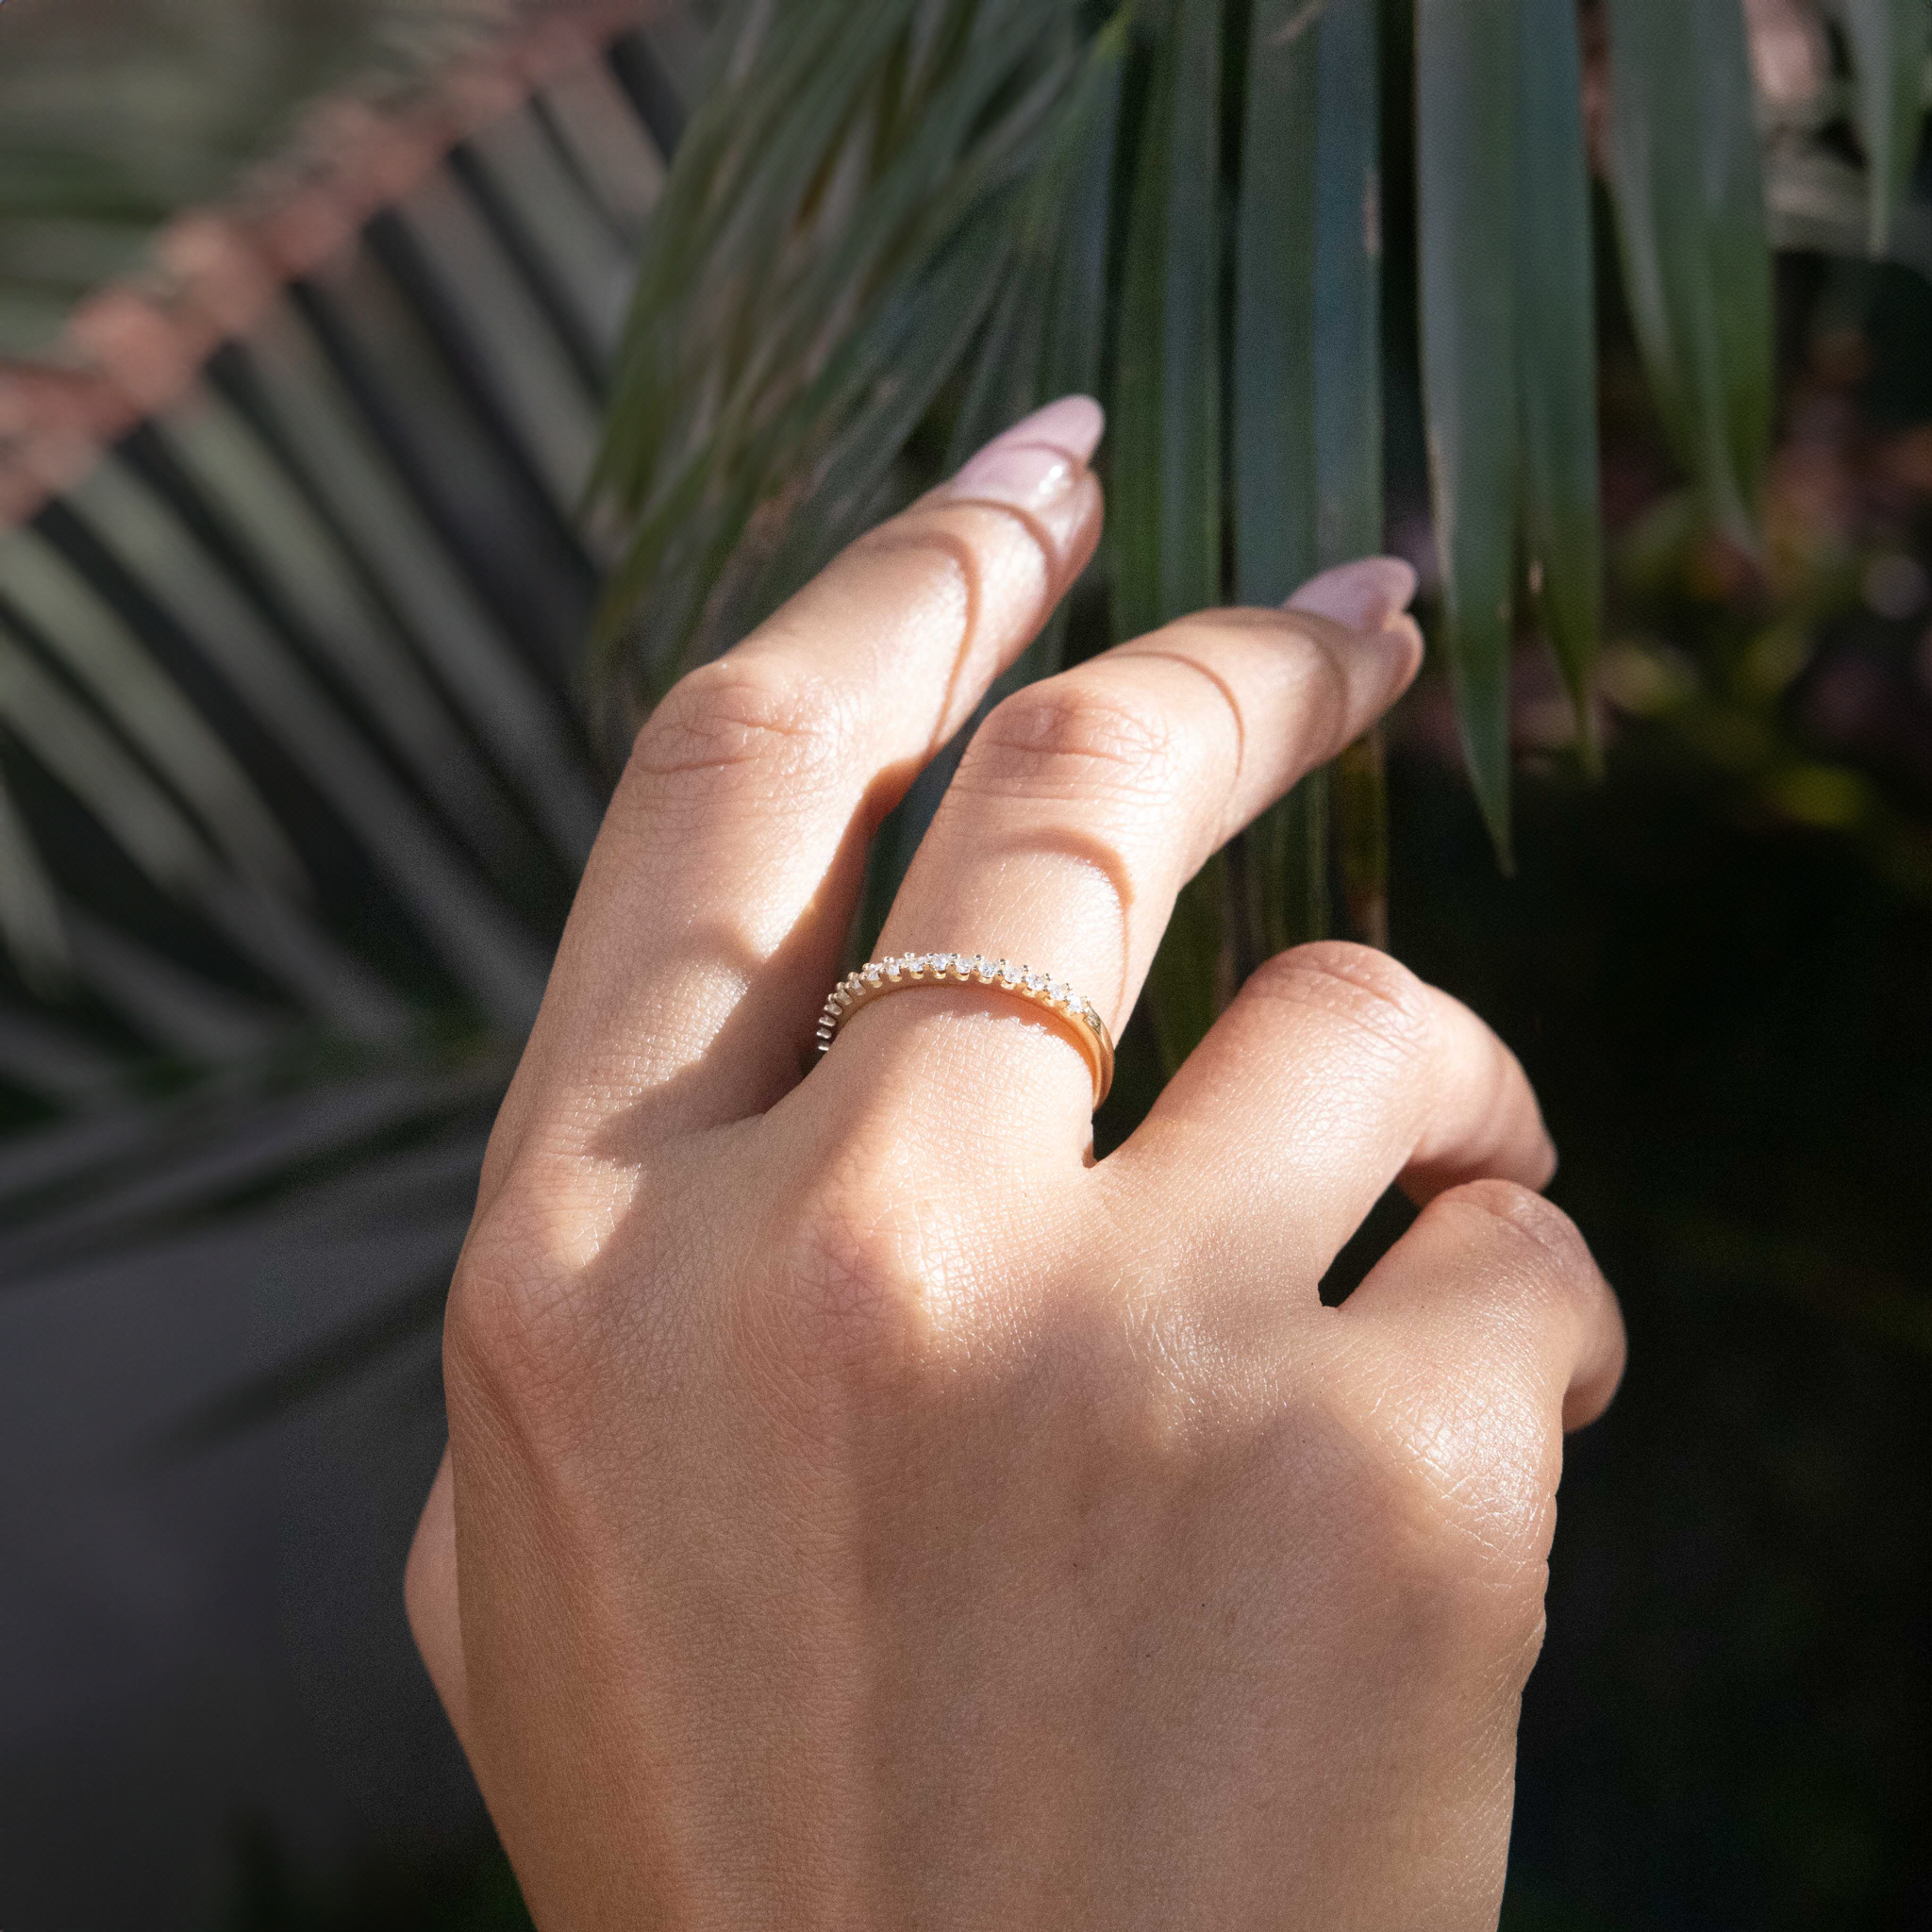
[406,397,1624,1930]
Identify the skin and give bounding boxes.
[406,396,1626,1930]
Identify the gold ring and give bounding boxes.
[816,953,1115,1108]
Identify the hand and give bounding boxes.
[406,396,1624,1930]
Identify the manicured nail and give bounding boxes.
[947,394,1106,512]
[1287,557,1418,632]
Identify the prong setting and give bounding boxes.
[812,952,1114,1107]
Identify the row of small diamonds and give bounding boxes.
[816,954,1099,1052]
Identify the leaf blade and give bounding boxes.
[1234,0,1322,606]
[1515,0,1603,760]
[1416,0,1519,859]
[0,760,69,993]
[590,0,1096,735]
[1311,0,1384,571]
[1113,0,1224,641]
[1116,0,1227,1071]
[1841,0,1931,254]
[1236,0,1384,950]
[1604,0,1773,549]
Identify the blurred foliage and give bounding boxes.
[0,0,523,358]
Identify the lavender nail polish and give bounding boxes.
[946,395,1105,511]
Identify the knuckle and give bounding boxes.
[1366,1385,1557,1650]
[625,656,854,804]
[1244,941,1434,1065]
[964,673,1184,807]
[1293,1361,1555,1667]
[441,1183,599,1436]
[1429,1178,1601,1302]
[739,1181,941,1400]
[857,500,1024,599]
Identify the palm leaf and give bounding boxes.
[1515,0,1603,764]
[1840,0,1932,254]
[0,9,680,1167]
[587,0,1094,735]
[1232,0,1385,956]
[1233,0,1326,960]
[1417,0,1519,862]
[0,763,68,992]
[1604,0,1773,551]
[1121,0,1226,1073]
[0,523,304,897]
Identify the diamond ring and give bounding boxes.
[816,953,1115,1109]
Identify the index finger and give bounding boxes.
[487,398,1106,1181]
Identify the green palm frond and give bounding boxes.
[586,0,1108,731]
[0,0,529,358]
[591,0,1932,1065]
[0,10,692,1422]
[1840,0,1932,252]
[1604,0,1773,555]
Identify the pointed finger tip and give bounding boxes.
[1005,394,1105,463]
[1286,557,1419,631]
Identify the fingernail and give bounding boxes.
[947,394,1105,512]
[1286,557,1418,632]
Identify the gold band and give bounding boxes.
[816,953,1115,1109]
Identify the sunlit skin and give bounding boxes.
[406,396,1625,1930]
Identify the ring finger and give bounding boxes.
[810,561,1423,1153]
